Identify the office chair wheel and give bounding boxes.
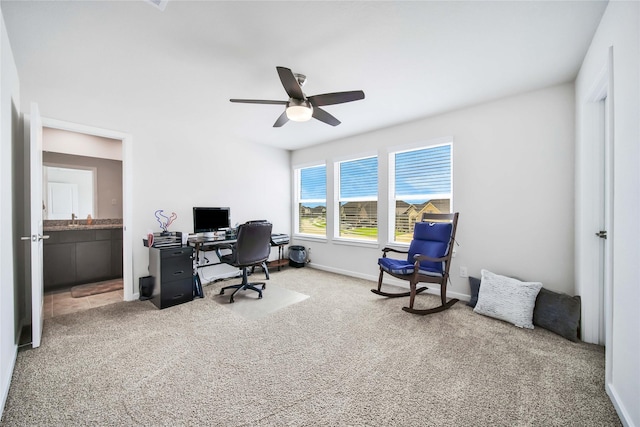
[230,296,235,303]
[219,289,225,295]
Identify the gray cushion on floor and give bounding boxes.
[533,288,581,342]
[467,276,481,308]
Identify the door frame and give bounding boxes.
[41,118,134,301]
[28,103,44,348]
[577,48,614,383]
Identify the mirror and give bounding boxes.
[43,165,95,219]
[42,127,123,220]
[42,153,123,220]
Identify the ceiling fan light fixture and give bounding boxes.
[286,99,313,122]
[230,66,364,127]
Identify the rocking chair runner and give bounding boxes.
[372,212,460,315]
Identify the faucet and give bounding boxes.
[70,213,77,226]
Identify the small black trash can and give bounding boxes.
[139,276,154,300]
[288,245,307,268]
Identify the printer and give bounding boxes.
[270,233,290,245]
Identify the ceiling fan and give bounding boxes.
[230,66,365,127]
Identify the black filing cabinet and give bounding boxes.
[149,246,194,309]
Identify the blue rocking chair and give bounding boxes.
[372,212,459,315]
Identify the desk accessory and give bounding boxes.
[143,231,184,248]
[154,209,177,235]
[270,233,289,245]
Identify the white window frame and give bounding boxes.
[388,137,453,245]
[293,163,327,239]
[333,154,379,243]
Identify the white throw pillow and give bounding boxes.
[473,269,542,329]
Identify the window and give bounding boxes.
[295,165,326,236]
[391,143,452,243]
[336,156,378,241]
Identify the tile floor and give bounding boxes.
[43,285,123,319]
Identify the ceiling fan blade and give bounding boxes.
[276,66,305,100]
[230,99,288,105]
[273,111,289,127]
[308,90,365,107]
[312,107,341,126]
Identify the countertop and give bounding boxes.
[43,219,123,232]
[44,224,123,231]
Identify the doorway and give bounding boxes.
[577,48,614,386]
[39,118,133,308]
[595,95,613,349]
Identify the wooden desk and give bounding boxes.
[267,243,288,271]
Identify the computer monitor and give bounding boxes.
[193,207,230,237]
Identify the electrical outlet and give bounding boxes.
[459,266,468,278]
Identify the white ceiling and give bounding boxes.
[1,1,607,151]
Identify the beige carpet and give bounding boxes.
[70,278,123,298]
[1,268,621,426]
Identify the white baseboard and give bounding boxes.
[607,382,636,427]
[1,343,18,416]
[308,263,378,282]
[307,263,470,302]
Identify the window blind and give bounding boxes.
[340,157,377,200]
[395,144,451,199]
[300,165,326,200]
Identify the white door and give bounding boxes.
[28,103,46,348]
[597,95,613,346]
[601,94,614,385]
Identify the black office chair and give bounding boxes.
[216,220,273,303]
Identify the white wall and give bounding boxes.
[8,87,292,301]
[125,122,291,291]
[575,2,640,426]
[0,8,20,415]
[43,127,122,161]
[292,83,576,299]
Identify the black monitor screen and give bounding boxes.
[193,207,230,233]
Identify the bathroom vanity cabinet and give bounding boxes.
[43,227,123,290]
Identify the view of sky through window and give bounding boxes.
[296,143,451,240]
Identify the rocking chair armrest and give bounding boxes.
[413,254,446,263]
[381,247,409,257]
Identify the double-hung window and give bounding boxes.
[336,156,378,241]
[295,164,327,236]
[390,142,452,243]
